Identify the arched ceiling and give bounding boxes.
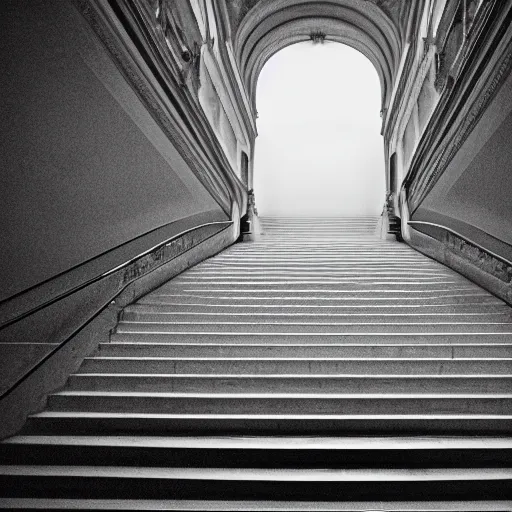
[224,0,414,112]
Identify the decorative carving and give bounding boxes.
[445,233,512,284]
[434,15,464,92]
[465,0,485,35]
[153,0,202,89]
[156,0,187,58]
[310,31,326,44]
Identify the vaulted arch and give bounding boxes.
[233,0,405,113]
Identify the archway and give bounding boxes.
[232,0,407,115]
[253,41,385,216]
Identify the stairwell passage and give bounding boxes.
[1,217,512,509]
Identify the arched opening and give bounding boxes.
[233,0,405,114]
[253,41,385,216]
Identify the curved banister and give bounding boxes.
[0,218,233,400]
[408,220,512,267]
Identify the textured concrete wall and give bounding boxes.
[0,0,226,302]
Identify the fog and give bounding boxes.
[253,42,386,217]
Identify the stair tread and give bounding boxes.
[85,357,512,361]
[71,373,512,378]
[51,391,512,398]
[118,322,512,326]
[0,498,510,511]
[1,465,511,481]
[103,342,512,345]
[5,435,512,449]
[30,411,512,418]
[109,333,512,336]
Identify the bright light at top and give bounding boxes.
[254,41,385,217]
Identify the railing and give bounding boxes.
[408,220,512,267]
[0,215,232,399]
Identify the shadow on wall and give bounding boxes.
[254,42,385,217]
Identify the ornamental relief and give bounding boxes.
[445,233,512,284]
[433,0,486,93]
[143,0,204,90]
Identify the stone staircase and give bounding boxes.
[1,217,512,510]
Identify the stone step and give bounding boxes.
[202,263,442,269]
[173,278,467,285]
[2,435,511,469]
[175,248,434,254]
[145,293,495,302]
[255,230,382,234]
[121,311,512,324]
[255,235,386,238]
[164,285,478,293]
[210,255,428,259]
[46,392,512,415]
[255,224,380,227]
[260,217,379,221]
[254,235,385,238]
[128,303,508,313]
[79,357,512,375]
[260,217,379,222]
[115,321,512,334]
[174,266,457,273]
[190,259,455,265]
[197,262,445,268]
[110,332,512,345]
[0,498,509,511]
[192,271,457,278]
[139,295,502,305]
[0,465,510,501]
[98,342,512,358]
[259,220,379,224]
[177,260,458,267]
[256,233,383,236]
[212,259,422,263]
[184,276,462,284]
[260,227,381,231]
[67,374,512,394]
[23,411,512,435]
[213,245,430,250]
